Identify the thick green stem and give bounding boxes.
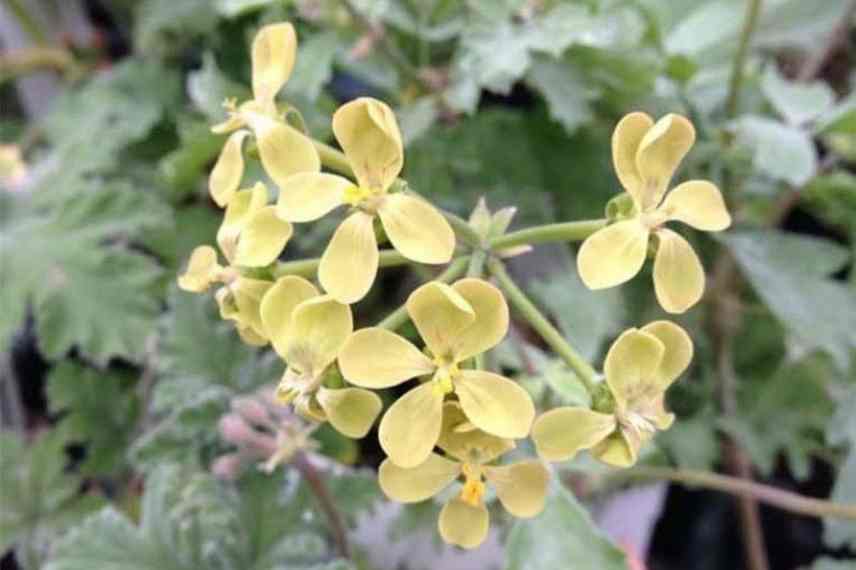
[490,220,607,250]
[311,140,353,177]
[377,256,470,330]
[466,249,487,277]
[487,258,599,392]
[272,249,409,279]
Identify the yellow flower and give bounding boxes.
[531,321,693,467]
[577,112,731,313]
[216,277,273,346]
[338,278,535,467]
[274,97,455,303]
[208,23,320,207]
[260,275,382,438]
[379,402,549,549]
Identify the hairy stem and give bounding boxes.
[292,452,351,560]
[377,256,470,330]
[490,220,606,250]
[272,249,410,278]
[488,258,599,393]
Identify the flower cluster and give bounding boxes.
[178,22,729,550]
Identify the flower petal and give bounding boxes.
[577,219,649,290]
[378,453,461,503]
[259,275,319,358]
[233,206,293,267]
[640,320,693,389]
[319,212,379,304]
[612,112,654,206]
[660,180,731,231]
[653,228,705,314]
[377,194,455,264]
[338,327,434,388]
[316,387,382,438]
[209,130,250,207]
[484,460,549,518]
[276,172,349,222]
[217,183,268,263]
[332,97,403,190]
[531,407,617,462]
[454,370,534,439]
[233,278,274,337]
[604,329,665,410]
[289,295,353,373]
[178,246,222,293]
[591,431,638,468]
[437,401,515,464]
[251,23,297,104]
[406,281,475,358]
[450,278,509,361]
[250,114,320,189]
[635,114,695,207]
[438,498,489,549]
[379,381,444,468]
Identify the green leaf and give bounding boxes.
[0,431,103,561]
[760,66,835,125]
[158,119,224,200]
[804,171,856,233]
[135,0,218,54]
[721,230,855,370]
[397,97,440,145]
[283,31,342,101]
[187,53,250,121]
[657,412,721,471]
[823,388,856,549]
[47,362,140,475]
[525,58,596,134]
[816,94,856,135]
[734,116,818,186]
[0,186,167,363]
[505,484,628,570]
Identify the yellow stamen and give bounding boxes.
[459,463,486,507]
[343,185,376,207]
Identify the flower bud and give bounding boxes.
[211,453,243,481]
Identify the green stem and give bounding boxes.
[466,249,487,277]
[377,256,470,330]
[490,220,607,250]
[725,0,763,118]
[487,258,599,392]
[441,210,483,247]
[272,249,409,279]
[619,466,856,520]
[311,140,353,177]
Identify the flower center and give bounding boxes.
[619,410,657,437]
[459,463,486,507]
[431,358,460,396]
[639,209,669,230]
[343,185,385,213]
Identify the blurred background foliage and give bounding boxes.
[0,0,854,569]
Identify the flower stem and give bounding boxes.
[441,210,483,247]
[725,0,763,118]
[311,140,353,177]
[490,220,606,250]
[377,256,470,330]
[272,249,410,279]
[618,465,856,520]
[487,258,599,393]
[292,452,351,560]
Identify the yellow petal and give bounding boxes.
[216,286,239,322]
[640,320,693,389]
[250,114,321,189]
[316,387,382,438]
[454,370,534,439]
[438,498,489,549]
[378,454,461,503]
[318,212,379,304]
[233,278,274,337]
[233,206,293,267]
[275,172,349,222]
[484,460,549,518]
[211,113,245,135]
[251,23,297,104]
[332,97,403,190]
[612,112,653,206]
[450,278,509,361]
[237,323,268,346]
[660,180,731,231]
[653,228,705,314]
[406,281,474,359]
[209,130,250,207]
[379,381,444,468]
[338,328,434,388]
[437,401,515,464]
[635,114,695,207]
[531,407,617,462]
[259,275,319,358]
[217,182,268,263]
[577,219,649,290]
[377,194,455,264]
[604,329,665,409]
[178,246,222,293]
[288,295,353,373]
[591,431,638,468]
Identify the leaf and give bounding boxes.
[823,388,856,549]
[804,171,856,233]
[734,116,818,186]
[135,0,218,54]
[396,97,440,145]
[811,559,856,570]
[760,66,835,125]
[0,431,103,560]
[47,362,140,475]
[816,94,856,135]
[526,58,596,134]
[215,0,278,18]
[158,119,224,200]
[721,230,855,370]
[505,484,628,570]
[187,53,251,121]
[283,31,342,101]
[0,186,167,363]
